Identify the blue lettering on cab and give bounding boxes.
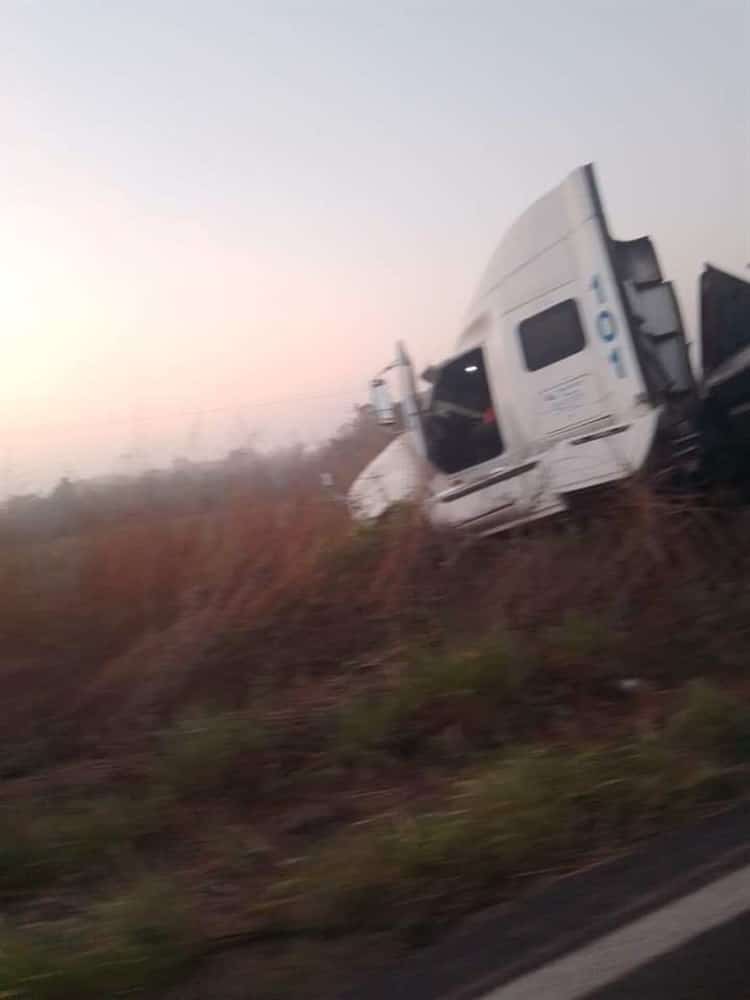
[590,274,625,378]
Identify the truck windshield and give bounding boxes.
[426,348,504,474]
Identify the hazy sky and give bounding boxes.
[2,0,748,493]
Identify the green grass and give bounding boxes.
[541,611,623,680]
[0,790,173,893]
[0,736,54,781]
[667,679,750,762]
[0,877,194,999]
[1,677,750,995]
[157,707,268,798]
[335,635,530,760]
[288,734,741,937]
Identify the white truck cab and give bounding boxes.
[350,164,745,533]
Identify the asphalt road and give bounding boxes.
[483,863,750,999]
[339,804,750,1000]
[584,910,750,999]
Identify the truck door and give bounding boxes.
[396,341,428,460]
[516,295,614,441]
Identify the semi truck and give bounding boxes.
[349,164,750,534]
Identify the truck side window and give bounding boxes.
[519,299,586,371]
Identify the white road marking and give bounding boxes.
[481,863,750,1000]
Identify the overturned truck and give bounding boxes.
[349,164,750,534]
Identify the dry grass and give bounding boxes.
[3,483,748,750]
[3,423,750,996]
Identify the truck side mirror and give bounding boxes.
[369,377,397,426]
